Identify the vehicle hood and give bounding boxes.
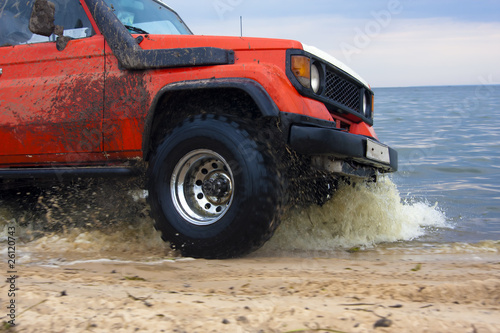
[138,36,369,87]
[138,36,368,83]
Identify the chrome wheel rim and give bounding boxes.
[170,149,234,226]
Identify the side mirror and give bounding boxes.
[29,0,56,37]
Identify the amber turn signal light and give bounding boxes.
[291,55,311,89]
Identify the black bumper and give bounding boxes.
[289,124,398,173]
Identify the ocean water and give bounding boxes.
[374,85,500,243]
[1,85,500,261]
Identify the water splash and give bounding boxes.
[262,177,449,252]
[1,177,450,262]
[0,180,173,263]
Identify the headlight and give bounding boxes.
[363,93,373,118]
[291,56,322,93]
[311,63,321,93]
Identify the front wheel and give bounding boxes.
[147,115,284,259]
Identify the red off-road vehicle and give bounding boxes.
[0,0,397,258]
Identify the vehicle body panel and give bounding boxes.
[0,35,105,166]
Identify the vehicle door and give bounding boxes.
[0,0,104,166]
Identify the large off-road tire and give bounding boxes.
[147,114,284,259]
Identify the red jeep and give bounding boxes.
[0,0,397,258]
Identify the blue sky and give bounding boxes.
[168,0,500,87]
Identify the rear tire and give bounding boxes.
[147,114,283,259]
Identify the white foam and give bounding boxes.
[263,177,449,251]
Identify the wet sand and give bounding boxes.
[3,254,500,333]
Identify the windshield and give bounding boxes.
[105,0,192,35]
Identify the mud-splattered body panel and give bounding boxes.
[0,36,105,166]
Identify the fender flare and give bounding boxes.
[142,78,281,159]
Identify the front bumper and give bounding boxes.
[289,124,398,174]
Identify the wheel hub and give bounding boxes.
[202,174,231,200]
[171,149,234,226]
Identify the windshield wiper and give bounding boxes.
[125,25,149,34]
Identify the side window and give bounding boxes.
[54,0,95,39]
[0,0,34,46]
[0,0,95,47]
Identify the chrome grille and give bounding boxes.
[324,69,361,112]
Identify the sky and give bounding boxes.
[167,0,500,87]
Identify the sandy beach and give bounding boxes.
[2,252,499,333]
[1,179,499,332]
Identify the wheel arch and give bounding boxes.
[142,78,281,161]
